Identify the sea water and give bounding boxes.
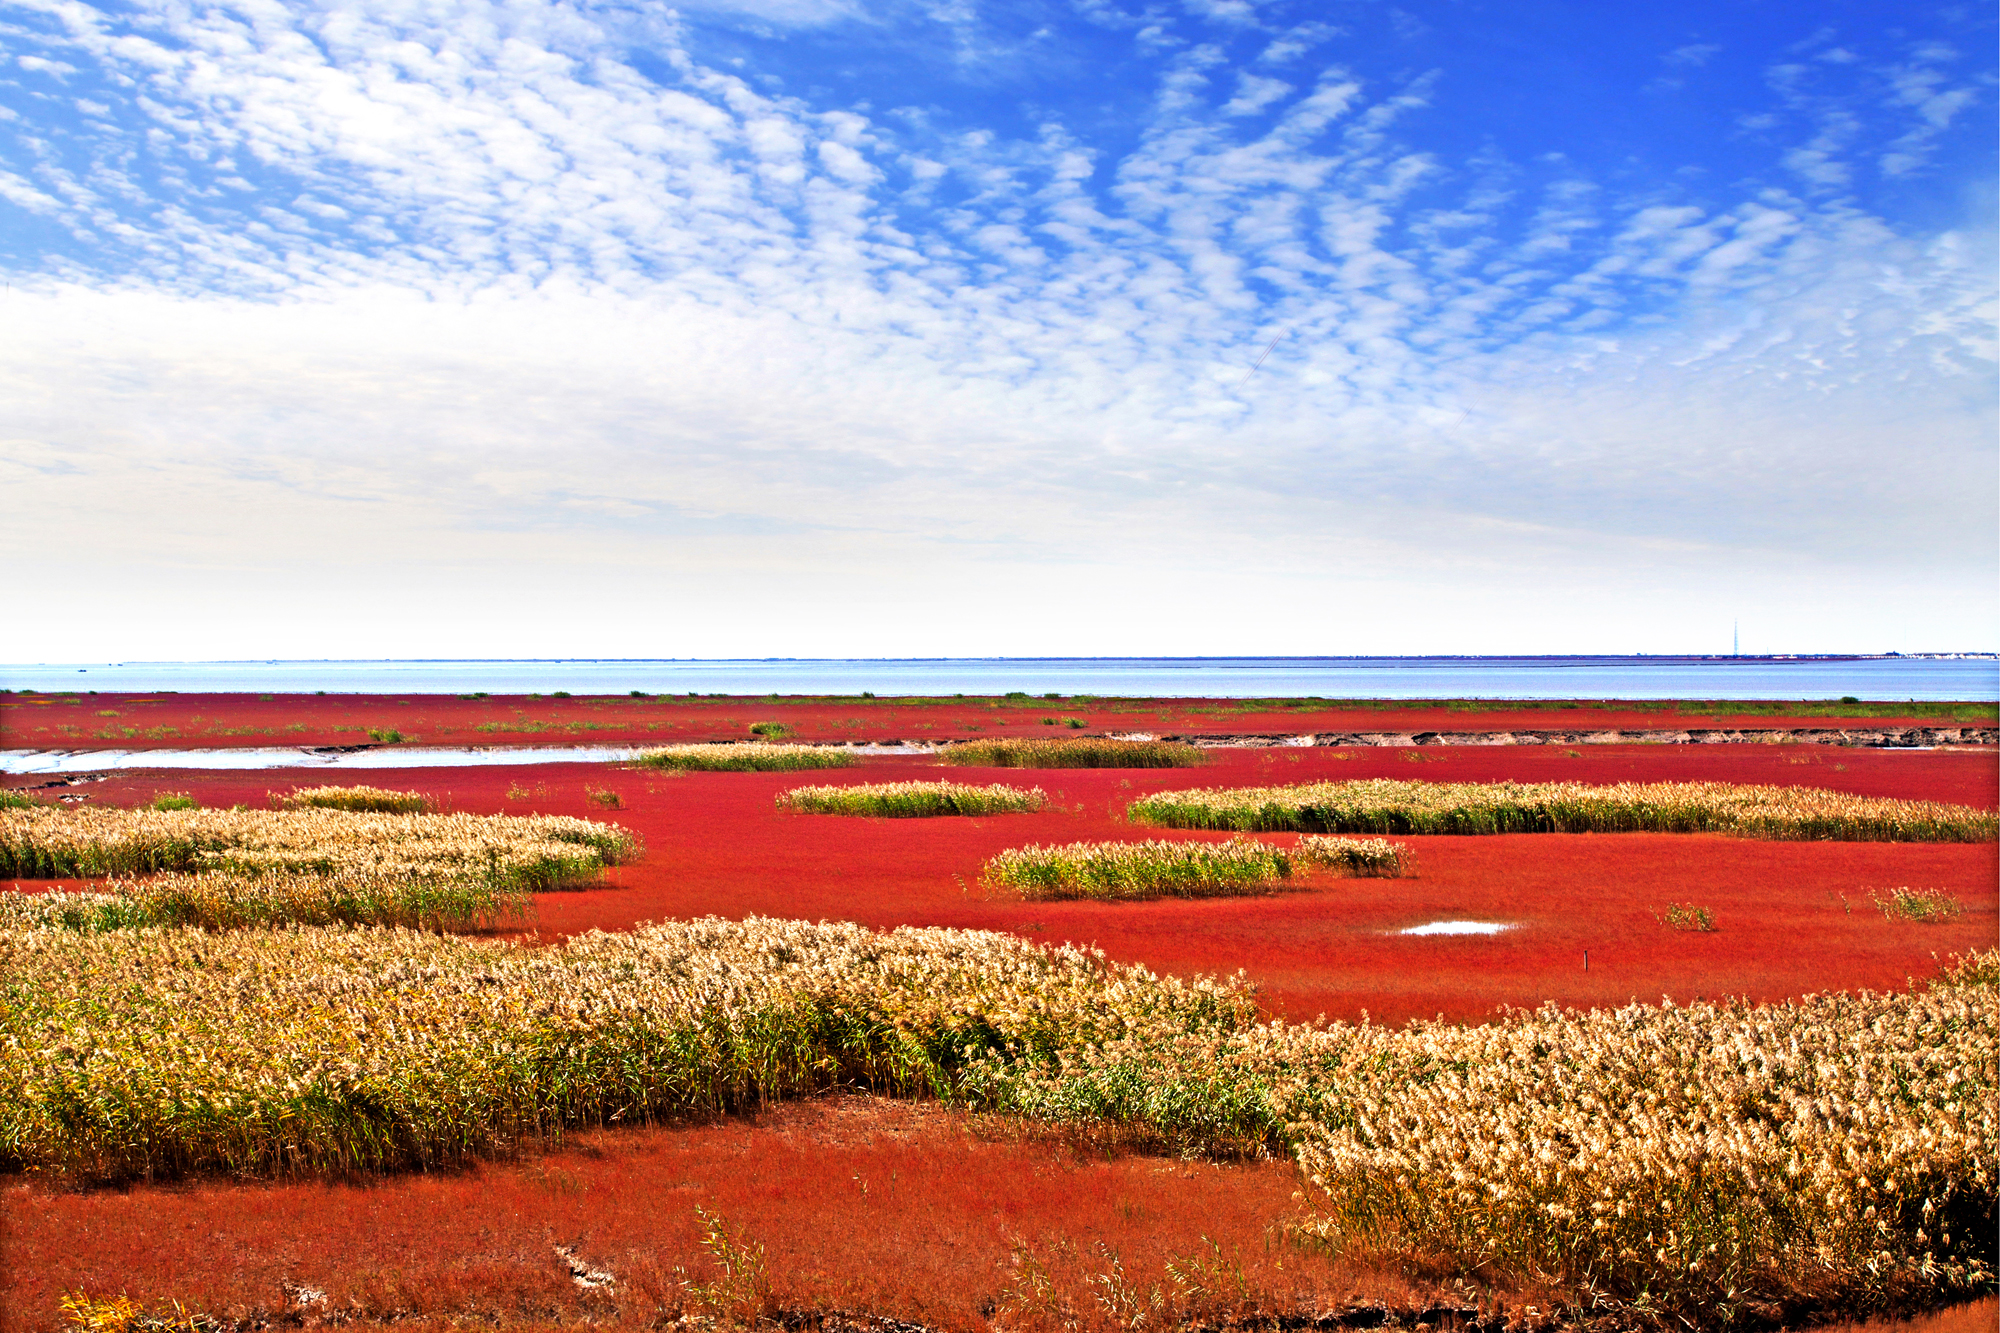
[3,656,1993,700]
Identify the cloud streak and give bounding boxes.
[0,0,1992,656]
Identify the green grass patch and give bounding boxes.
[983,835,1409,901]
[776,781,1047,818]
[941,737,1201,768]
[1129,778,1997,842]
[634,743,855,772]
[145,792,196,812]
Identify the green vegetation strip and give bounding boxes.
[941,737,1201,768]
[983,835,1409,901]
[0,914,1990,1330]
[634,743,856,772]
[1129,778,1997,842]
[777,781,1046,817]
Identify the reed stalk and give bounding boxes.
[1129,778,1997,842]
[982,835,1409,901]
[635,743,855,772]
[777,781,1047,817]
[941,738,1202,768]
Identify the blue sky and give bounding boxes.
[1,0,1993,659]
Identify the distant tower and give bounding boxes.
[1733,621,1739,656]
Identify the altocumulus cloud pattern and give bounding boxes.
[0,0,1993,658]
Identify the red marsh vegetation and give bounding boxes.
[2,689,1989,751]
[1,739,1994,1333]
[13,745,1993,1026]
[2,1095,1553,1333]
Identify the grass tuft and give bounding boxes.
[145,793,196,812]
[1872,886,1964,923]
[0,804,636,892]
[4,874,529,933]
[1656,902,1715,932]
[942,737,1201,768]
[983,835,1409,901]
[1129,777,1997,843]
[777,781,1046,818]
[634,743,854,773]
[0,790,45,811]
[273,785,431,814]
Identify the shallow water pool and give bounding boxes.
[1397,920,1513,936]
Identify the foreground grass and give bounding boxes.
[1129,778,1998,842]
[0,914,1990,1330]
[777,781,1047,817]
[983,835,1409,901]
[941,738,1202,768]
[0,916,1248,1181]
[635,743,855,772]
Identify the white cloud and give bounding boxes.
[1665,43,1721,68]
[1222,73,1292,116]
[1257,21,1336,64]
[0,0,1991,655]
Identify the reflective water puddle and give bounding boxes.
[1397,920,1513,936]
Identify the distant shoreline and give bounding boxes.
[2,655,1994,701]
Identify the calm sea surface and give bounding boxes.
[3,657,1994,700]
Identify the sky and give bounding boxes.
[0,0,1993,660]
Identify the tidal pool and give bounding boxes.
[0,743,931,775]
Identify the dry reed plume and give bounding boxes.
[982,835,1410,901]
[977,953,1999,1330]
[0,805,636,930]
[0,902,1989,1329]
[271,785,431,814]
[941,738,1202,768]
[1129,778,1997,842]
[776,781,1047,817]
[1283,976,1997,1328]
[0,805,632,884]
[0,915,1245,1181]
[4,872,527,933]
[635,743,855,772]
